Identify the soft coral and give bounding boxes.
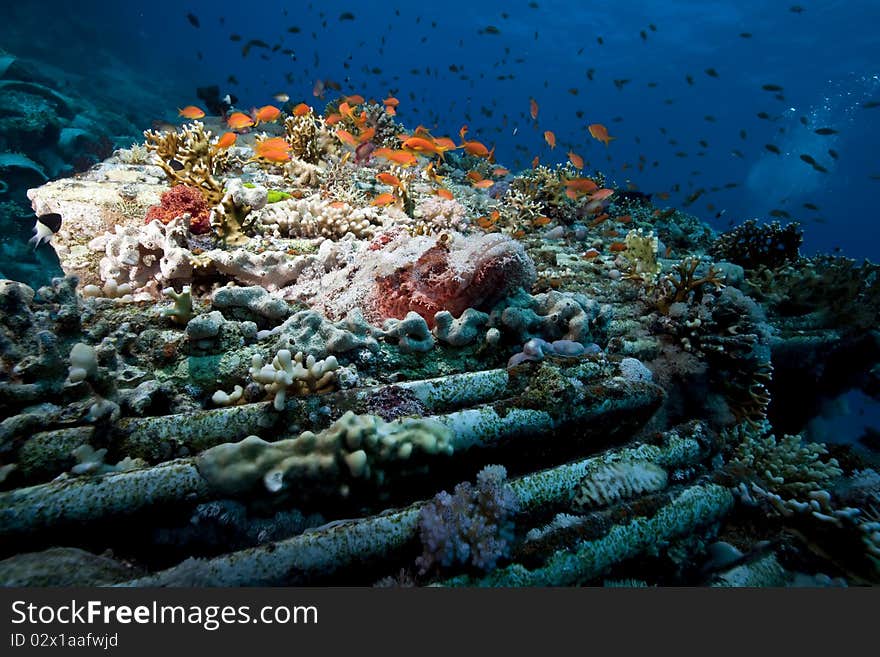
[145,184,212,234]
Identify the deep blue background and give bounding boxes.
[4,0,880,259]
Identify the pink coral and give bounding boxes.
[372,233,535,328]
[145,185,211,235]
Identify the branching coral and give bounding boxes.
[143,121,227,205]
[655,257,725,314]
[725,422,842,499]
[247,349,340,411]
[283,111,336,164]
[621,228,661,284]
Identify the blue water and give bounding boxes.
[4,0,880,259]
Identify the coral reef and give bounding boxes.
[2,85,878,589]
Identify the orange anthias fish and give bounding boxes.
[257,137,289,152]
[529,97,539,120]
[565,177,599,194]
[335,129,358,148]
[213,132,237,150]
[589,188,615,201]
[227,112,255,130]
[292,103,311,116]
[435,188,454,200]
[254,105,281,123]
[324,113,343,126]
[376,172,402,187]
[493,167,510,176]
[466,171,484,182]
[459,124,468,141]
[358,126,376,144]
[178,105,206,119]
[371,192,397,207]
[544,130,556,149]
[461,140,490,157]
[472,179,494,189]
[568,151,584,169]
[383,96,400,107]
[345,94,365,105]
[531,155,540,168]
[588,123,616,146]
[374,148,419,166]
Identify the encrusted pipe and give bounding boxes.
[124,430,708,586]
[0,378,661,539]
[444,483,735,587]
[0,460,209,537]
[115,369,511,461]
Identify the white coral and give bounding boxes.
[249,349,339,411]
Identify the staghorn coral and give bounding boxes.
[143,121,227,205]
[655,257,725,315]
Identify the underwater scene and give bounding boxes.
[0,0,879,587]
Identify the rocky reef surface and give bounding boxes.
[1,104,879,587]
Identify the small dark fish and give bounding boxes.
[812,163,828,173]
[757,111,771,120]
[169,159,184,171]
[649,24,657,31]
[705,67,719,78]
[640,30,647,41]
[739,32,752,38]
[186,13,200,28]
[799,154,816,165]
[586,68,595,80]
[480,25,501,35]
[704,115,716,122]
[288,26,301,33]
[683,189,705,206]
[765,144,781,154]
[339,12,355,20]
[36,212,62,232]
[775,93,786,102]
[242,39,270,57]
[814,128,838,135]
[803,203,819,210]
[686,74,694,85]
[229,33,241,41]
[799,116,808,126]
[739,129,747,140]
[227,75,239,84]
[724,182,739,188]
[770,209,791,218]
[731,150,744,158]
[790,5,804,13]
[762,84,783,92]
[828,149,838,160]
[699,139,709,148]
[597,36,604,45]
[613,78,631,90]
[869,174,880,181]
[862,101,880,109]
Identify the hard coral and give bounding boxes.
[709,219,802,270]
[373,233,536,328]
[145,185,211,234]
